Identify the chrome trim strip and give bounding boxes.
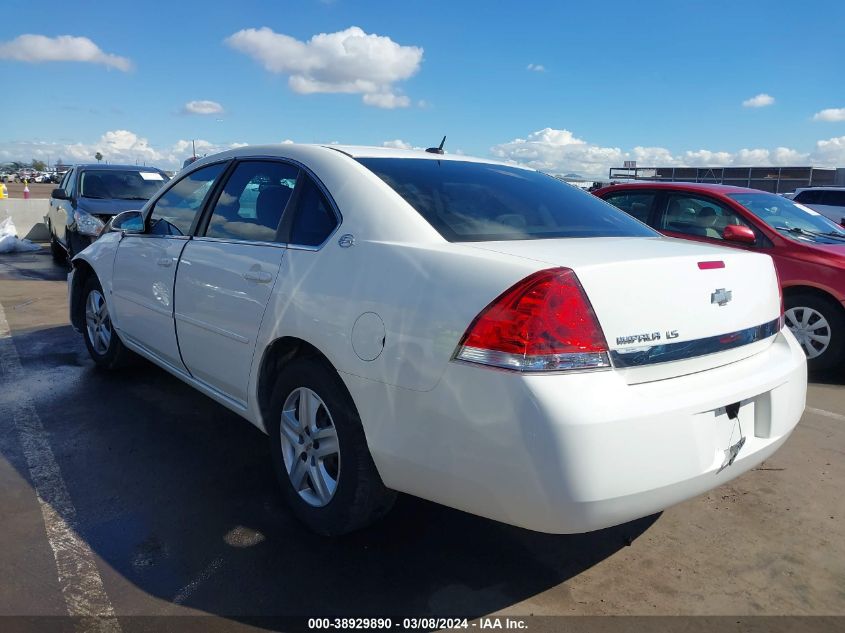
[191,236,288,249]
[610,318,781,368]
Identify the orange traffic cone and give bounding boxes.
[23,180,30,199]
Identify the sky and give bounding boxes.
[1,0,844,177]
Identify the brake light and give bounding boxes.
[454,268,610,372]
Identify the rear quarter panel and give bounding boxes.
[251,238,541,402]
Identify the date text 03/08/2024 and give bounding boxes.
[307,617,528,630]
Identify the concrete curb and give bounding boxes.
[0,199,51,242]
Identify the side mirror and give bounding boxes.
[51,188,68,200]
[109,210,145,234]
[723,224,756,244]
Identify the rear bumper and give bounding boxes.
[344,328,807,533]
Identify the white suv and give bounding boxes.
[792,187,845,225]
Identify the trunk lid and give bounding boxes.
[468,237,781,383]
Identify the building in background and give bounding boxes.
[607,165,845,194]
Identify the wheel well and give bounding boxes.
[69,259,95,331]
[783,285,845,312]
[256,337,334,431]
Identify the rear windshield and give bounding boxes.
[357,158,657,242]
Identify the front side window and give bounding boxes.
[358,158,656,242]
[148,163,226,236]
[287,176,338,246]
[601,191,655,223]
[657,194,750,240]
[60,169,73,194]
[65,169,77,198]
[205,161,299,242]
[80,169,168,201]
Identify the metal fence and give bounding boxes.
[607,166,845,194]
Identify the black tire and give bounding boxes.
[268,356,396,535]
[785,293,845,372]
[81,275,133,370]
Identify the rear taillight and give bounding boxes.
[454,268,610,372]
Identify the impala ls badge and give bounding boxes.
[711,288,732,306]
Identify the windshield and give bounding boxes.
[80,169,168,200]
[358,158,658,242]
[728,193,845,240]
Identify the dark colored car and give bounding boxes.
[47,164,169,261]
[595,182,845,370]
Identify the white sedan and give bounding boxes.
[68,145,807,535]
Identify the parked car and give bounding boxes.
[47,164,169,262]
[595,182,845,370]
[68,145,805,536]
[791,187,845,225]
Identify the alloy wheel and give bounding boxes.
[85,290,112,355]
[785,306,831,359]
[279,387,341,507]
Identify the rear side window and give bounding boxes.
[287,176,338,247]
[824,191,845,206]
[358,158,657,242]
[205,161,299,242]
[601,191,655,223]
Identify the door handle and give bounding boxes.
[243,270,273,283]
[157,258,173,267]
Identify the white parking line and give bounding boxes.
[805,407,845,422]
[0,302,121,631]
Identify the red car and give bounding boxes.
[594,182,845,370]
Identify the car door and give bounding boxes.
[50,168,75,245]
[111,162,228,372]
[173,160,300,405]
[655,191,758,249]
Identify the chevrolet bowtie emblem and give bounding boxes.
[711,288,732,306]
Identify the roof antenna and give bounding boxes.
[425,136,446,155]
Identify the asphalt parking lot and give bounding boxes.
[0,248,843,631]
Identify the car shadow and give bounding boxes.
[808,368,845,386]
[1,322,658,623]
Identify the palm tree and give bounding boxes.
[95,152,103,163]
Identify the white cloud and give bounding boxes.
[225,26,422,108]
[382,139,413,149]
[526,63,545,72]
[0,130,245,170]
[490,128,622,176]
[742,93,775,108]
[183,100,224,115]
[0,34,131,71]
[813,108,845,122]
[362,92,410,109]
[812,135,845,166]
[489,127,835,178]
